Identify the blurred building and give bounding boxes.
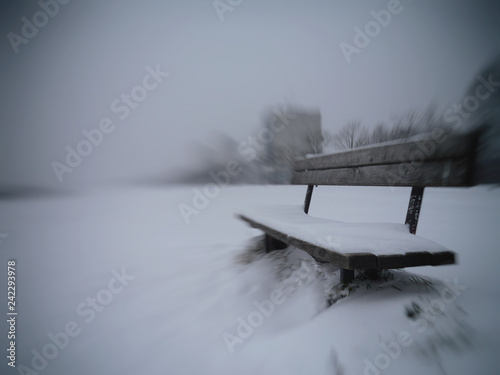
[261,106,323,183]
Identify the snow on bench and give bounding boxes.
[238,205,454,270]
[237,130,480,282]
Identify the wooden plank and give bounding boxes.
[403,251,433,267]
[242,217,291,246]
[377,251,455,269]
[286,237,357,268]
[237,214,454,270]
[345,252,378,269]
[377,254,406,269]
[294,133,476,172]
[291,158,474,187]
[238,214,377,269]
[431,252,456,266]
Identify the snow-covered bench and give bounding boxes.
[237,130,480,282]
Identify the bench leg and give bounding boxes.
[304,184,314,214]
[405,186,424,234]
[265,234,287,253]
[340,268,354,283]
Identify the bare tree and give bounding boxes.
[388,106,442,141]
[323,105,446,153]
[389,110,419,140]
[418,104,441,132]
[370,122,391,144]
[303,130,324,155]
[332,120,370,150]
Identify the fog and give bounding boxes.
[1,0,499,190]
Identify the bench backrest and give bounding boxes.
[292,130,480,187]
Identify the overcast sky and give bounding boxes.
[1,0,499,189]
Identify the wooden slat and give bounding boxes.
[377,254,406,269]
[237,214,455,270]
[294,133,476,172]
[291,158,473,187]
[238,214,377,269]
[403,251,433,267]
[376,251,455,269]
[432,252,456,266]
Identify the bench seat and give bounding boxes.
[238,205,455,270]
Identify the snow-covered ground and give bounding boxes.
[1,184,500,375]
